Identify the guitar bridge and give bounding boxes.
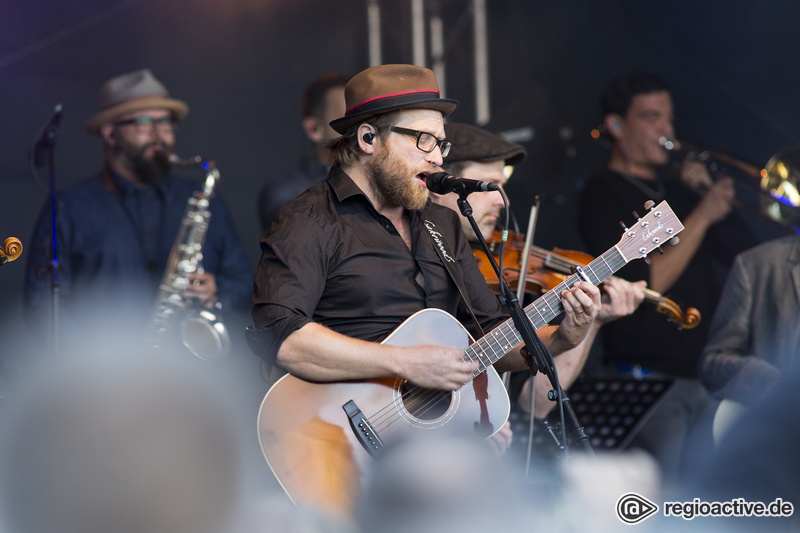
[343,400,384,456]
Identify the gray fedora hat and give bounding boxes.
[85,69,189,134]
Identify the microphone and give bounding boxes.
[425,171,500,195]
[31,103,64,168]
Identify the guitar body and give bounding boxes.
[257,308,510,517]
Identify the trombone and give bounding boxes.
[659,137,800,233]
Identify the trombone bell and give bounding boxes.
[761,146,800,229]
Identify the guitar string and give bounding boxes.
[363,249,632,439]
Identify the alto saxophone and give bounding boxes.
[146,154,231,361]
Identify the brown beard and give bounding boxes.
[365,145,429,211]
[113,132,173,184]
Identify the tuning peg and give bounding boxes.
[669,236,680,246]
[619,221,628,232]
[656,246,664,255]
[632,211,641,220]
[644,200,655,210]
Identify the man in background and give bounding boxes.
[257,72,349,232]
[577,71,760,484]
[699,234,800,406]
[24,69,253,357]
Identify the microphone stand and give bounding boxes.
[47,137,60,358]
[455,191,594,458]
[30,104,63,357]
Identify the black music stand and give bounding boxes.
[511,376,674,457]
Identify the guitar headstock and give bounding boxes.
[615,200,684,262]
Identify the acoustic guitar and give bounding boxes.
[257,200,683,517]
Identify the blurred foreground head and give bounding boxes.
[0,351,244,533]
[357,432,532,533]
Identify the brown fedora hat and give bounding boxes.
[329,64,458,134]
[443,123,527,167]
[85,69,189,134]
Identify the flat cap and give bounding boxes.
[444,122,526,166]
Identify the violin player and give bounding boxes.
[429,122,646,421]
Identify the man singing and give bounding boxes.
[251,64,600,516]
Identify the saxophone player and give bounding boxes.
[24,69,253,356]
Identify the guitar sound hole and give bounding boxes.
[400,383,452,420]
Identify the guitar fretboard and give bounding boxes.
[466,245,628,373]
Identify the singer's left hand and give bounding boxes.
[557,280,601,347]
[186,272,219,309]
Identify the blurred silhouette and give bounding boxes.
[357,432,535,533]
[0,350,247,533]
[699,234,800,407]
[673,358,800,533]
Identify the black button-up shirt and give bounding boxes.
[252,166,506,357]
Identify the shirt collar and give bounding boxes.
[327,166,364,203]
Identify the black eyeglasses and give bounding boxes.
[391,126,452,157]
[113,116,176,133]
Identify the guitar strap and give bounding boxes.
[424,218,485,338]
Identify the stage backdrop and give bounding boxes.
[1,0,797,370]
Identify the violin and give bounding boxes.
[471,230,700,330]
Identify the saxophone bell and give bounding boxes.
[181,308,232,362]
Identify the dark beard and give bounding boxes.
[114,133,172,184]
[132,149,171,184]
[366,147,429,211]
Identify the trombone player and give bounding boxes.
[23,69,252,356]
[577,71,760,484]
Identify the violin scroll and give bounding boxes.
[0,237,23,265]
[651,292,701,330]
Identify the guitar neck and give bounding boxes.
[466,246,627,372]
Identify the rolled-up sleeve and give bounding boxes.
[251,204,329,356]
